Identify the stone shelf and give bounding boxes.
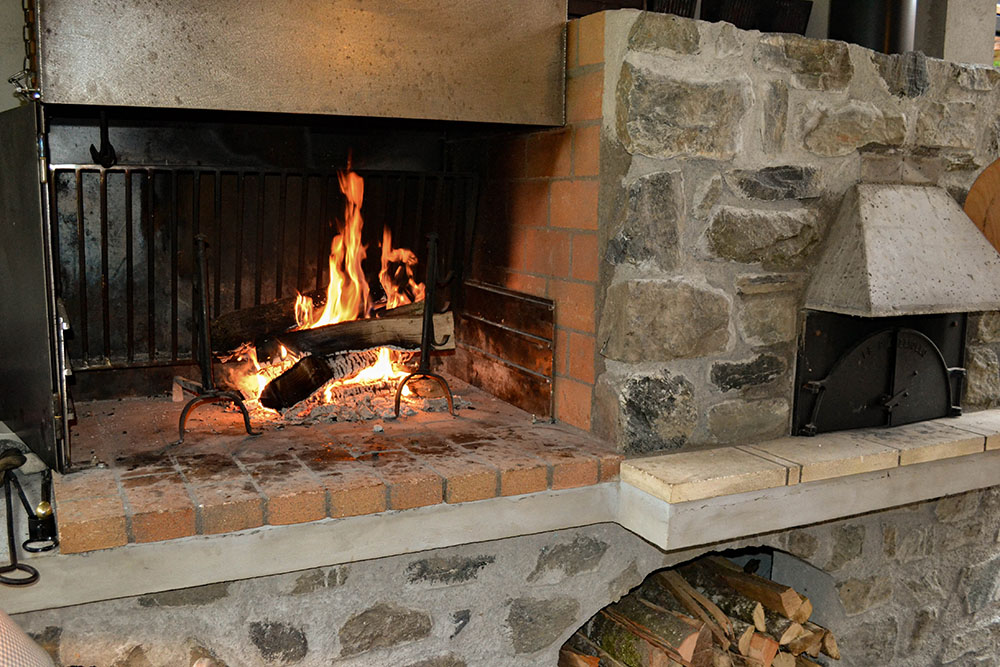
[622,411,1000,503]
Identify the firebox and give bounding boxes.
[0,0,569,474]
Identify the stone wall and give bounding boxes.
[16,486,1000,666]
[593,10,1000,454]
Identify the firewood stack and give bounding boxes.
[560,555,840,667]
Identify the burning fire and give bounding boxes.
[231,167,424,413]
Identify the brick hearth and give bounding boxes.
[55,377,620,553]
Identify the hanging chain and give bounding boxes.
[8,0,40,100]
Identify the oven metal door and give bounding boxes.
[0,103,70,472]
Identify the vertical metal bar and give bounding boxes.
[316,174,330,292]
[275,174,287,299]
[213,170,223,319]
[74,169,89,361]
[254,173,265,305]
[234,172,245,310]
[99,169,111,361]
[170,170,179,361]
[124,170,134,363]
[192,172,201,354]
[297,175,309,292]
[144,170,156,360]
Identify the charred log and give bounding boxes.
[271,312,453,357]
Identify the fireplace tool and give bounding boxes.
[174,235,260,444]
[394,233,455,417]
[1,449,59,586]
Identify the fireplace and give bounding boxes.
[8,7,1000,667]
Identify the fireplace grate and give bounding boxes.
[49,164,475,375]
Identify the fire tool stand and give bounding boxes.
[394,233,455,417]
[174,236,260,444]
[0,449,59,586]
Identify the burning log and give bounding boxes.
[270,312,453,357]
[259,355,334,410]
[211,294,424,354]
[210,290,324,354]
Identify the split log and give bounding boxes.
[565,631,631,667]
[812,625,839,660]
[772,652,796,667]
[790,598,812,625]
[259,355,334,410]
[211,292,423,354]
[746,633,779,667]
[558,647,600,667]
[794,656,822,667]
[651,571,733,649]
[211,290,324,353]
[702,557,806,622]
[272,312,453,357]
[761,607,802,645]
[678,563,767,632]
[785,628,824,657]
[588,595,713,667]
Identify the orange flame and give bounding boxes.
[379,228,426,309]
[236,167,425,414]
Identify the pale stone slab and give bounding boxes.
[850,420,985,466]
[621,447,788,503]
[936,410,1000,450]
[746,433,898,483]
[736,445,802,484]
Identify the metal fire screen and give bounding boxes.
[50,164,475,395]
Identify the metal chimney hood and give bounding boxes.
[34,0,566,125]
[804,184,1000,316]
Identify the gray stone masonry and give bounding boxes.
[595,10,1000,453]
[17,487,1000,666]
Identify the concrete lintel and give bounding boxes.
[4,484,618,615]
[620,449,1000,552]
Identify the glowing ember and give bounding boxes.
[231,167,424,415]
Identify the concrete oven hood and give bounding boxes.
[33,0,566,125]
[804,184,1000,317]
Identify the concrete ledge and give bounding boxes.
[5,484,617,614]
[10,435,1000,615]
[623,411,1000,502]
[618,448,1000,552]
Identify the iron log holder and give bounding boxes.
[394,233,455,417]
[174,235,260,444]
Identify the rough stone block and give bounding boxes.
[961,555,1000,614]
[837,576,892,615]
[755,33,852,90]
[506,597,581,654]
[707,206,821,269]
[710,354,787,393]
[595,370,697,455]
[738,291,799,346]
[970,312,1000,343]
[138,582,231,608]
[606,171,682,270]
[406,555,496,585]
[915,102,979,150]
[826,524,864,571]
[616,61,749,160]
[707,398,789,443]
[965,346,1000,408]
[803,101,905,157]
[762,81,788,154]
[339,603,432,657]
[627,11,700,56]
[951,62,1000,92]
[248,621,308,663]
[599,279,729,362]
[725,166,819,201]
[528,535,609,582]
[874,50,929,97]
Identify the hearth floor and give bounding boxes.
[54,376,620,554]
